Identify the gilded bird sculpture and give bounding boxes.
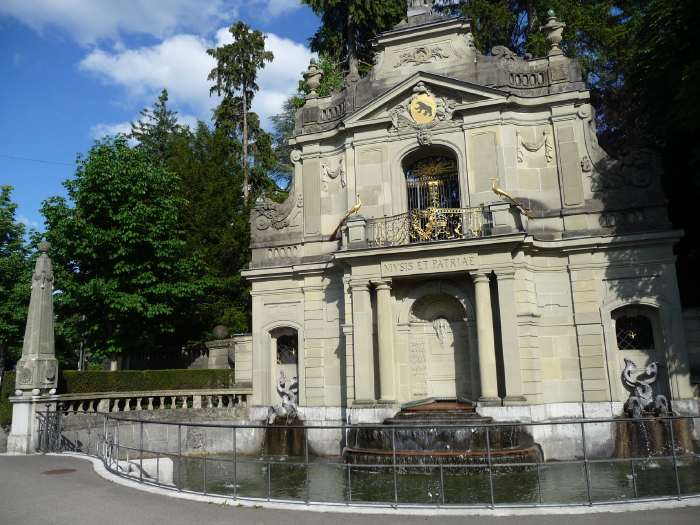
[332,193,363,240]
[491,179,533,218]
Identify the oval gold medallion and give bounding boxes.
[410,93,437,125]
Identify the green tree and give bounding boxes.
[302,0,407,77]
[442,1,644,152]
[41,137,205,367]
[166,122,252,334]
[0,186,31,379]
[130,89,183,162]
[623,0,700,304]
[207,22,274,203]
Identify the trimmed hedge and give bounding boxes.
[58,369,236,394]
[0,372,15,428]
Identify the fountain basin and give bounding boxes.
[344,400,543,467]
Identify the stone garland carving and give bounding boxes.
[395,45,449,68]
[321,158,346,188]
[389,81,456,145]
[516,129,554,164]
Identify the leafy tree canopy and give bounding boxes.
[41,137,206,362]
[302,0,408,77]
[0,186,31,373]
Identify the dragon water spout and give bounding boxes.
[621,358,669,418]
[267,371,299,423]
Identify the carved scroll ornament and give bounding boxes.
[395,45,449,68]
[253,192,302,231]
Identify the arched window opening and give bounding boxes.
[615,313,655,350]
[405,155,460,213]
[276,334,298,364]
[403,153,465,242]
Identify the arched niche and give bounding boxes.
[610,303,671,400]
[402,286,479,401]
[267,325,302,405]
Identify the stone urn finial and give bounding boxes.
[212,325,230,340]
[303,58,323,99]
[540,10,566,56]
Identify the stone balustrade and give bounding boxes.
[50,385,253,415]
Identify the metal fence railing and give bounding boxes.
[37,411,700,509]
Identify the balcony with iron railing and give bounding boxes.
[343,201,525,250]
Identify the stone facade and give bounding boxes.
[242,6,697,419]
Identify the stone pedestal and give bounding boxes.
[7,398,40,454]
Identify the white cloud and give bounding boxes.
[263,0,303,17]
[0,0,234,44]
[80,29,312,129]
[0,0,303,44]
[18,215,39,230]
[90,121,133,139]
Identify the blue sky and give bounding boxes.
[0,0,320,232]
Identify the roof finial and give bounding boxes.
[540,10,566,56]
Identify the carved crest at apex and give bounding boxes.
[389,82,456,135]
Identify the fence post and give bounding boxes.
[232,427,238,500]
[139,421,144,483]
[391,426,398,506]
[486,425,495,508]
[668,416,682,500]
[304,426,310,504]
[580,421,592,505]
[177,424,182,491]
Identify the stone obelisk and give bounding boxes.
[7,242,59,454]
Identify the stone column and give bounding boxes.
[374,280,395,402]
[496,270,526,405]
[350,279,375,403]
[472,271,500,404]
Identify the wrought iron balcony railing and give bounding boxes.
[366,206,493,247]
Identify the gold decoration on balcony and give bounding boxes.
[491,179,533,218]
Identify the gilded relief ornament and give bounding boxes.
[389,82,456,142]
[410,92,437,125]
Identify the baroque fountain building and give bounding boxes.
[242,4,698,424]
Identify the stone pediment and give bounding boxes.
[344,73,508,130]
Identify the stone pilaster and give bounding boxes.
[568,254,610,402]
[350,279,375,403]
[495,269,526,404]
[374,280,396,402]
[472,271,500,404]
